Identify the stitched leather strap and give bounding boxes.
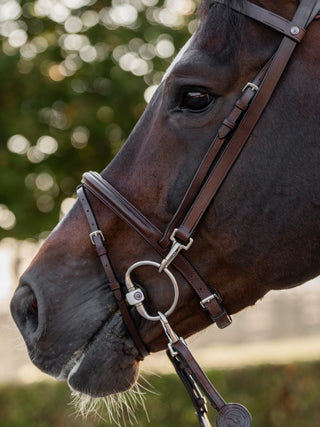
[214,0,306,42]
[167,340,252,426]
[77,186,149,359]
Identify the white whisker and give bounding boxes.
[70,378,152,426]
[136,374,158,396]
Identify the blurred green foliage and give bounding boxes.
[0,0,199,240]
[1,361,320,426]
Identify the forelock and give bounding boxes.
[197,0,245,45]
[198,0,245,21]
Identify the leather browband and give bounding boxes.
[213,0,320,31]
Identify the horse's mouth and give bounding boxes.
[56,346,86,382]
[56,311,140,397]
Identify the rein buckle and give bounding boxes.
[159,228,193,272]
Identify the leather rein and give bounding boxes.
[76,1,320,425]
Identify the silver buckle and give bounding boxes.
[89,230,105,245]
[200,293,221,309]
[242,82,259,92]
[159,229,193,272]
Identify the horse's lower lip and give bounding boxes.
[67,353,86,389]
[57,308,118,383]
[57,312,140,397]
[57,348,86,382]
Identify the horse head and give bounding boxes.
[11,0,320,400]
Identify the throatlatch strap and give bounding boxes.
[77,186,149,360]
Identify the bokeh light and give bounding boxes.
[0,0,21,22]
[7,134,30,154]
[35,172,55,191]
[144,84,158,103]
[109,4,138,26]
[71,126,89,148]
[155,37,175,58]
[36,194,55,212]
[60,196,76,217]
[0,205,16,230]
[1,0,200,232]
[27,146,46,163]
[36,136,59,154]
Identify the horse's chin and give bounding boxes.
[59,313,140,397]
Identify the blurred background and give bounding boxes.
[1,0,319,425]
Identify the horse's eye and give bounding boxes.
[182,91,213,111]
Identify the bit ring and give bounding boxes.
[125,260,179,321]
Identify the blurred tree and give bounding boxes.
[0,0,199,240]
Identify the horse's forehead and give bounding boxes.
[162,35,195,81]
[161,6,242,82]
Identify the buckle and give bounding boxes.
[159,229,193,272]
[89,230,105,245]
[242,82,259,92]
[200,293,221,309]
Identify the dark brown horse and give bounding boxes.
[11,0,320,414]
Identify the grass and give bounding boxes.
[1,360,320,426]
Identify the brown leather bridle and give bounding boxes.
[76,1,320,425]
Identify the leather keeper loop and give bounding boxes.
[95,247,107,257]
[223,118,236,130]
[175,228,192,245]
[235,99,248,111]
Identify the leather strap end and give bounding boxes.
[214,310,232,329]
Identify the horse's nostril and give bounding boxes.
[30,297,38,314]
[26,293,39,333]
[10,285,40,338]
